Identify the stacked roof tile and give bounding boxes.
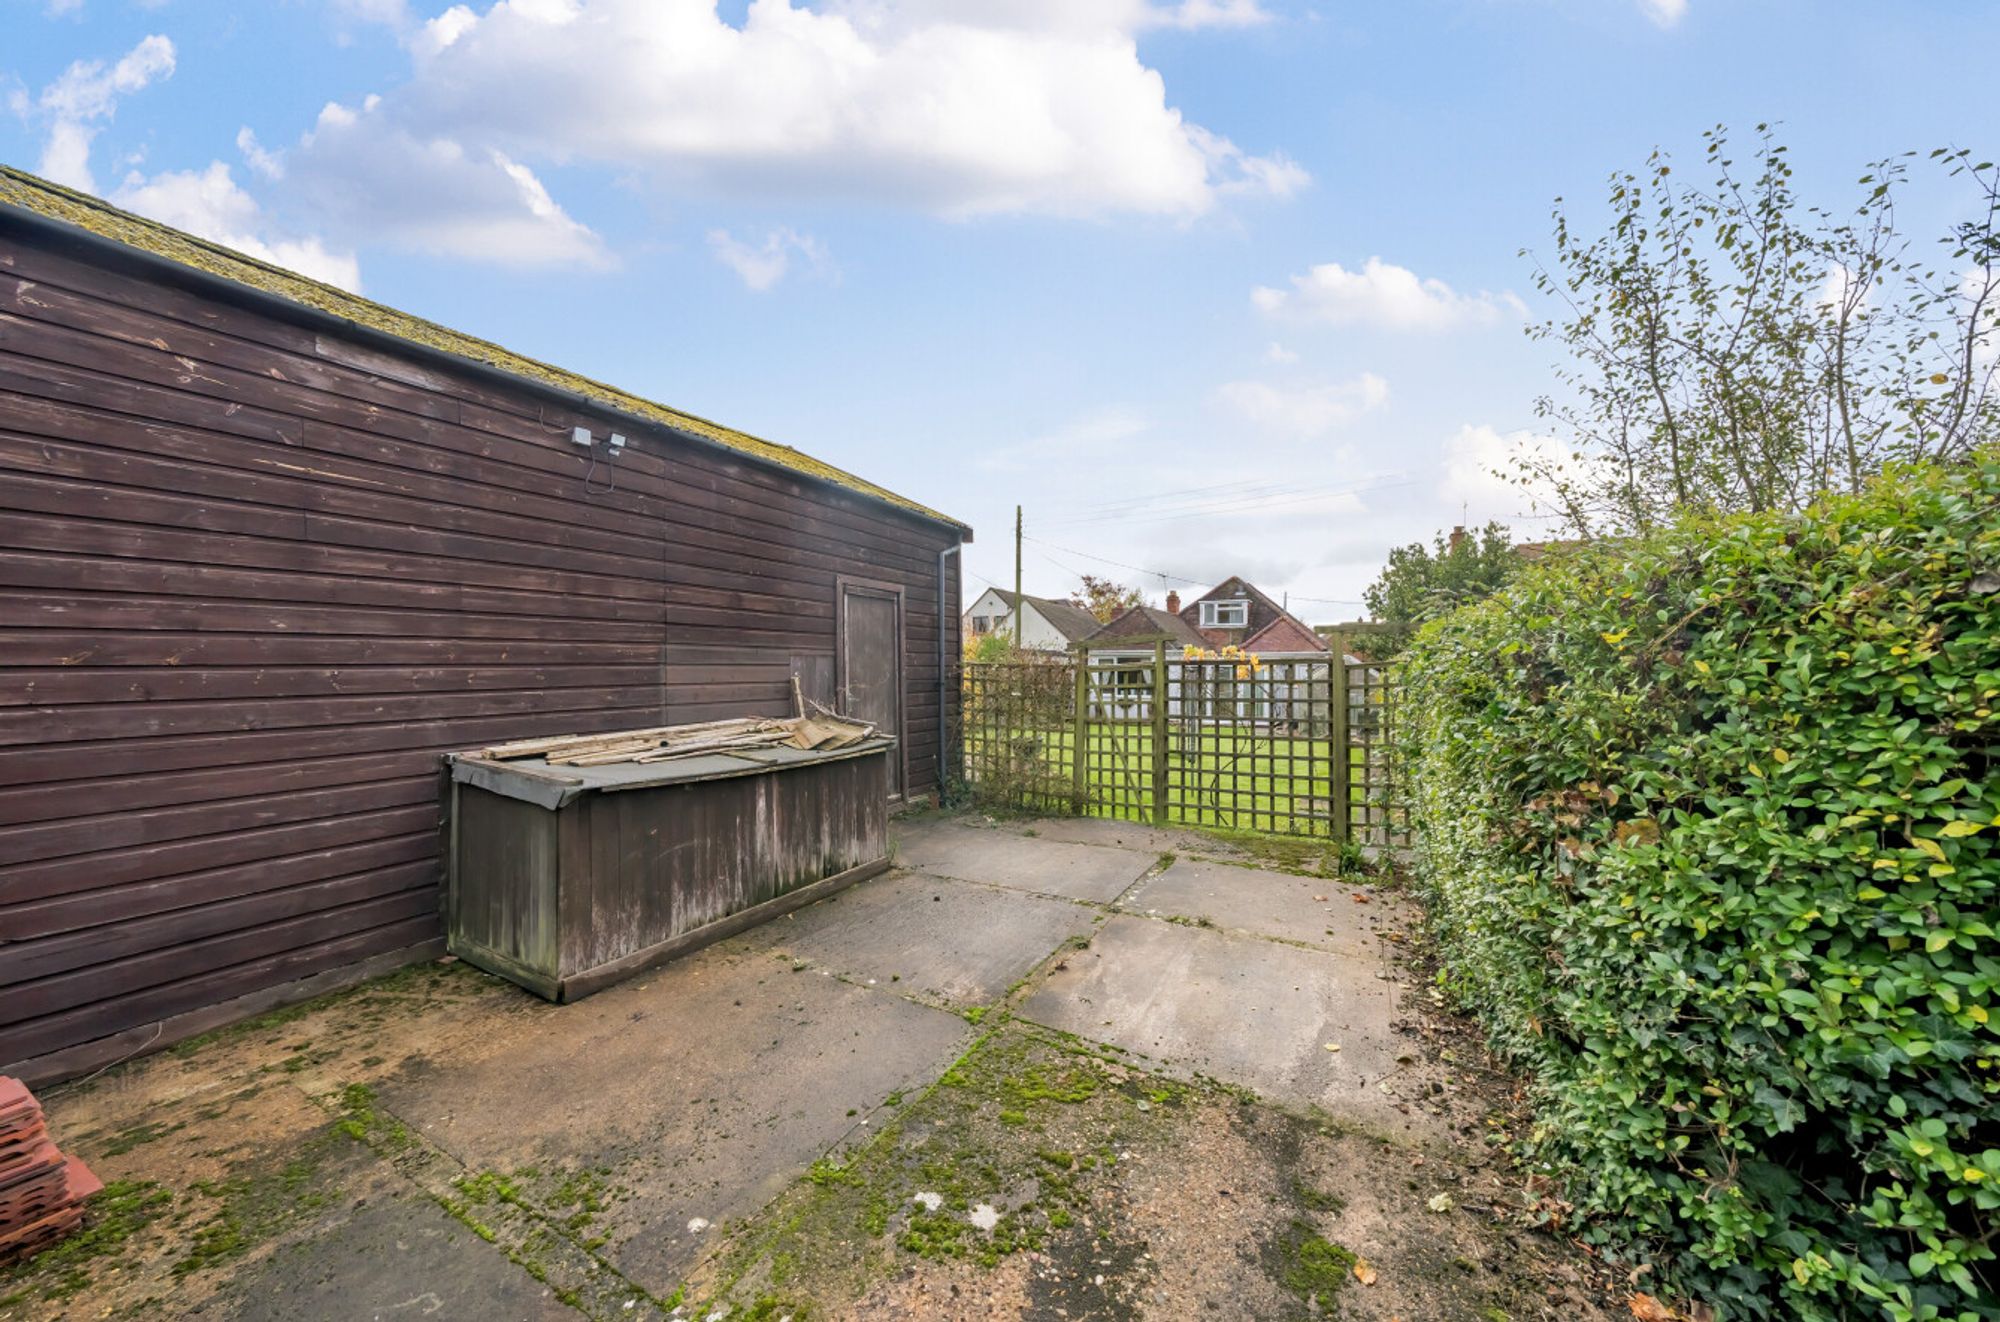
[0,1077,101,1265]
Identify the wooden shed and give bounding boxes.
[0,166,969,1084]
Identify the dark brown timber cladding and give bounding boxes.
[0,225,964,1082]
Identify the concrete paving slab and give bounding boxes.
[737,869,1098,1007]
[891,819,1155,903]
[1120,857,1409,956]
[373,941,972,1294]
[1018,913,1446,1144]
[207,1176,573,1322]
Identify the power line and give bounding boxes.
[1021,536,1211,586]
[1037,475,1292,518]
[1007,538,1374,616]
[1035,479,1357,528]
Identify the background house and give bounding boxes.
[1175,578,1329,660]
[0,166,970,1085]
[1084,578,1351,725]
[1075,606,1202,719]
[962,588,1102,653]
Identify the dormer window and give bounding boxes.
[1201,599,1248,628]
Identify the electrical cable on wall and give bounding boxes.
[570,425,627,496]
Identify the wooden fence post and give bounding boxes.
[1151,641,1168,827]
[1328,629,1350,845]
[1071,648,1089,816]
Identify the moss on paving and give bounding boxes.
[1266,1217,1357,1312]
[320,1069,665,1316]
[150,959,483,1075]
[94,1119,186,1158]
[689,1020,1422,1318]
[690,1023,1201,1315]
[0,1113,362,1313]
[0,1180,173,1307]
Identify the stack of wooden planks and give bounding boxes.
[476,713,879,767]
[0,1077,102,1266]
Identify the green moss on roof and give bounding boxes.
[0,164,963,530]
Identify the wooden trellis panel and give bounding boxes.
[958,634,1407,847]
[1161,657,1335,838]
[1344,654,1411,849]
[958,659,1077,815]
[1079,654,1155,822]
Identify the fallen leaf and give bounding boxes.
[1426,1192,1453,1213]
[1615,818,1662,847]
[1313,895,1328,902]
[1353,1258,1378,1286]
[1629,1293,1684,1321]
[1352,893,1370,903]
[1325,1043,1342,1052]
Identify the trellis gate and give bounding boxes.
[957,629,1408,846]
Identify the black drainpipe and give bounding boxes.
[936,538,962,804]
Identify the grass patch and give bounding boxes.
[964,721,1379,839]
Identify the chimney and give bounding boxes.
[1165,590,1181,615]
[1448,524,1467,553]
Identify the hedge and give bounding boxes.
[1402,454,1999,1320]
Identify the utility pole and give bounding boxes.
[1013,504,1024,648]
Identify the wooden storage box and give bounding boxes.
[444,738,892,1001]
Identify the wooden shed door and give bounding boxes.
[838,579,905,800]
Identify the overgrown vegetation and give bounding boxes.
[1520,129,1998,534]
[1402,452,1999,1319]
[1364,520,1522,655]
[1067,573,1145,624]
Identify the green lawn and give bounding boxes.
[963,721,1392,838]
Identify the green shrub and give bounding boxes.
[1403,454,1999,1320]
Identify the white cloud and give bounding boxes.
[46,0,86,16]
[415,4,480,55]
[22,36,358,291]
[1253,256,1525,331]
[279,97,609,267]
[111,162,362,291]
[34,34,175,190]
[1216,372,1389,439]
[236,126,285,180]
[706,226,829,290]
[1190,125,1309,200]
[1440,424,1580,522]
[1264,341,1298,365]
[1638,0,1688,28]
[275,0,1302,229]
[1148,0,1273,31]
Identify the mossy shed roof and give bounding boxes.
[0,164,965,533]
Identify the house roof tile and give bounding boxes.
[988,590,1104,644]
[1085,605,1207,649]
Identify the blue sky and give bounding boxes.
[5,0,1992,618]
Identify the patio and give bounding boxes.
[0,815,1616,1320]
